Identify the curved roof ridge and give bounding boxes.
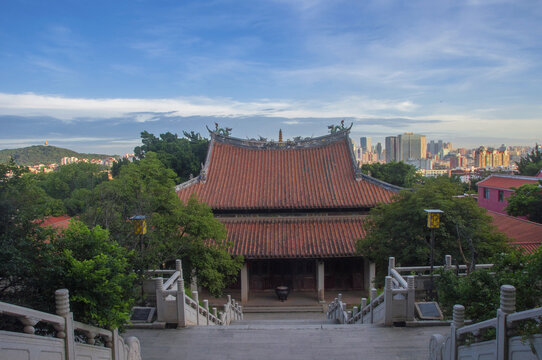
[209,128,352,149]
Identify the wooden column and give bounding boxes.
[241,262,249,304]
[317,260,325,303]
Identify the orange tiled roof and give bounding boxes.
[39,215,71,230]
[477,175,540,190]
[487,211,542,254]
[220,215,368,258]
[176,132,400,210]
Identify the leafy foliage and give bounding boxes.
[516,146,542,176]
[438,249,542,322]
[35,162,108,216]
[357,177,509,284]
[134,131,209,182]
[0,145,112,166]
[506,183,542,223]
[83,153,243,296]
[0,162,135,328]
[361,161,421,187]
[52,221,136,329]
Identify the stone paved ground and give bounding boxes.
[126,320,449,360]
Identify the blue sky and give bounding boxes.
[1,0,541,154]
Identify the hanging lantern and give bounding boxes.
[129,215,147,235]
[424,209,443,229]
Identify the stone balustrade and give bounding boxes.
[428,285,542,360]
[152,259,243,327]
[0,289,141,360]
[327,257,416,326]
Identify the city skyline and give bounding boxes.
[1,1,541,153]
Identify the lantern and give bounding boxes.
[424,209,443,229]
[130,215,147,235]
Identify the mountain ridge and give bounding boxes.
[0,145,116,166]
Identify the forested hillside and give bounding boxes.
[0,145,113,165]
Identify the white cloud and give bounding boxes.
[0,92,419,120]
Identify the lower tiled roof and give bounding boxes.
[487,211,542,254]
[220,215,368,259]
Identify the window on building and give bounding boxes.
[484,188,490,199]
[498,190,504,202]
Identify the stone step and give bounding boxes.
[242,305,324,313]
[232,319,338,326]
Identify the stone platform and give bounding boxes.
[126,320,448,360]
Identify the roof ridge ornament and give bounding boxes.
[207,122,232,136]
[328,120,353,134]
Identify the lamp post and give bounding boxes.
[424,209,443,301]
[129,215,147,252]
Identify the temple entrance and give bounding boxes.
[324,258,363,290]
[249,259,316,291]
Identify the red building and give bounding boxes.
[176,127,401,303]
[477,174,541,215]
[487,211,542,254]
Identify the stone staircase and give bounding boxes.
[127,314,449,360]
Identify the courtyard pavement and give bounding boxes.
[126,317,448,360]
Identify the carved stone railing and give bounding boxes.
[394,255,493,295]
[428,285,542,360]
[0,289,141,360]
[327,257,416,326]
[153,259,242,327]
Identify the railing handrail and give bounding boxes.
[456,318,497,336]
[506,307,542,326]
[0,301,64,326]
[162,270,180,290]
[390,268,408,288]
[394,264,493,273]
[73,320,113,339]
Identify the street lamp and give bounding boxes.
[129,215,147,252]
[424,209,443,300]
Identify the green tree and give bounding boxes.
[36,162,108,216]
[83,153,242,296]
[134,131,209,182]
[357,177,509,284]
[361,161,421,188]
[506,183,542,223]
[438,249,542,322]
[52,221,136,329]
[1,162,135,329]
[516,146,542,176]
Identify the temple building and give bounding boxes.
[176,125,401,303]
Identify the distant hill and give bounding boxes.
[0,145,115,166]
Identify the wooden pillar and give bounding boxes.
[317,260,325,303]
[241,262,249,304]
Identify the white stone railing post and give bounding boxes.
[55,289,75,360]
[223,303,229,325]
[213,307,218,323]
[193,291,200,326]
[384,276,393,326]
[497,285,515,360]
[407,275,415,321]
[388,257,395,276]
[203,300,210,325]
[361,298,367,324]
[370,288,377,324]
[450,304,465,360]
[239,305,243,320]
[154,277,164,322]
[176,278,187,328]
[445,255,452,270]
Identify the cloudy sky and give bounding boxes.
[1,0,541,154]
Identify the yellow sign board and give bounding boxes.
[133,218,147,235]
[427,213,441,229]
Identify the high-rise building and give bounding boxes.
[360,137,371,153]
[385,136,398,162]
[475,147,510,168]
[375,142,382,160]
[398,132,426,161]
